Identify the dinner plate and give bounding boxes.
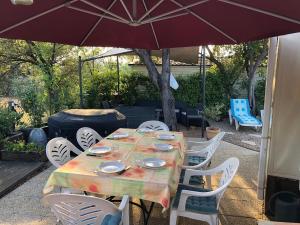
[142,158,166,168]
[137,127,154,133]
[111,133,129,139]
[97,161,125,173]
[154,143,173,151]
[89,146,112,154]
[157,134,175,140]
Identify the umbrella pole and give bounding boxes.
[117,55,120,96]
[78,56,84,108]
[201,47,206,138]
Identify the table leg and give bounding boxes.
[140,199,155,225]
[109,198,155,225]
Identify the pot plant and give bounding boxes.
[0,139,47,162]
[204,104,224,140]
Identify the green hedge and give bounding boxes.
[84,68,265,118]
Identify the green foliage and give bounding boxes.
[13,79,46,127]
[255,76,266,112]
[3,140,44,153]
[204,103,226,121]
[0,107,23,140]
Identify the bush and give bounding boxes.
[13,79,46,127]
[204,103,226,121]
[3,140,44,153]
[255,76,266,113]
[0,107,23,140]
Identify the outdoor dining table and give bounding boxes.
[43,128,186,224]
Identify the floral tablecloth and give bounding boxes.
[43,128,186,209]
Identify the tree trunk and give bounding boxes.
[161,49,177,130]
[248,71,256,114]
[133,48,177,130]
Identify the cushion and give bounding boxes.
[101,211,122,225]
[230,99,262,126]
[179,169,204,186]
[188,156,206,166]
[234,115,262,126]
[172,184,217,214]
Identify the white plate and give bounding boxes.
[89,146,112,154]
[154,143,173,151]
[137,128,154,133]
[97,161,125,173]
[157,134,175,140]
[111,133,129,139]
[142,158,166,168]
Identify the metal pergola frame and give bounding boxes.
[78,51,127,108]
[79,47,207,136]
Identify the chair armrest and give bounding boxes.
[185,145,210,155]
[187,140,208,145]
[182,160,209,170]
[118,195,129,211]
[72,147,83,155]
[184,168,219,178]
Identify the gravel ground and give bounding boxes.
[209,118,262,152]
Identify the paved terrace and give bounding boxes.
[0,136,265,225]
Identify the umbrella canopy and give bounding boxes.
[1,0,300,49]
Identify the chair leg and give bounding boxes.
[209,214,218,225]
[169,210,178,225]
[234,119,239,131]
[206,175,212,189]
[228,110,232,125]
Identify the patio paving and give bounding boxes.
[0,140,264,225]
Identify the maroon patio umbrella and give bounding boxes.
[2,0,300,49]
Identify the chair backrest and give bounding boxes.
[138,120,169,131]
[230,99,251,117]
[191,132,225,168]
[46,137,82,168]
[76,127,103,151]
[43,193,120,225]
[206,131,225,145]
[214,157,239,208]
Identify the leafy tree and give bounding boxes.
[0,39,80,114]
[206,40,268,114]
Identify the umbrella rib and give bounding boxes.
[67,6,128,24]
[138,0,165,23]
[79,0,118,46]
[218,0,300,25]
[171,0,237,43]
[142,12,189,24]
[80,0,129,23]
[142,0,160,49]
[119,0,133,22]
[0,0,80,34]
[141,0,209,24]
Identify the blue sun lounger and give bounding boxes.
[229,99,262,130]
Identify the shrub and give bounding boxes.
[0,107,23,140]
[204,103,226,121]
[13,79,46,127]
[3,140,44,153]
[255,76,266,113]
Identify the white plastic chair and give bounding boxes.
[179,132,224,186]
[138,120,169,131]
[170,157,239,225]
[43,194,129,225]
[46,137,83,168]
[187,132,225,151]
[76,127,103,151]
